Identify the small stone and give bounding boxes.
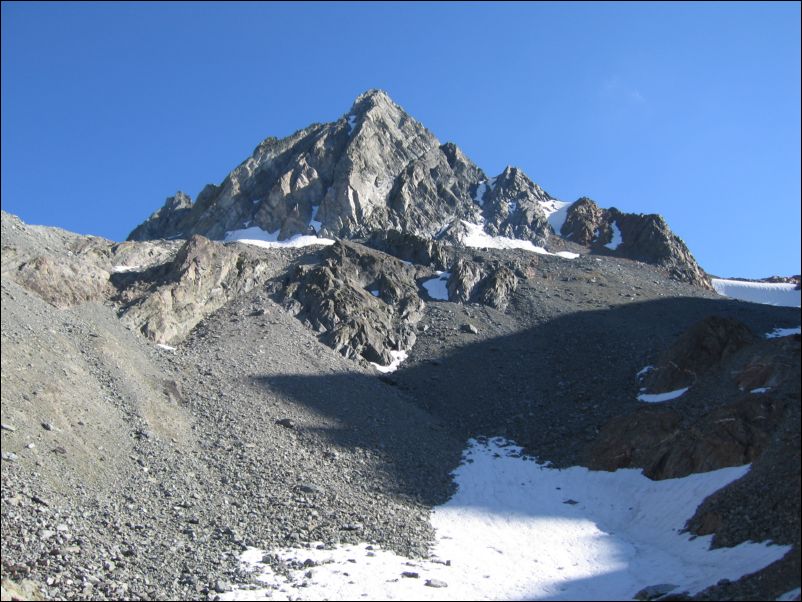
[462,324,479,334]
[1,423,16,432]
[425,579,448,588]
[214,580,232,593]
[41,422,54,431]
[634,583,678,600]
[563,499,579,505]
[276,418,295,429]
[297,483,323,495]
[2,452,18,462]
[340,523,363,531]
[401,571,419,579]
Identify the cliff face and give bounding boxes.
[560,197,710,287]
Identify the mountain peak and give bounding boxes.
[348,88,409,123]
[352,88,393,108]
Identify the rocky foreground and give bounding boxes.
[1,209,800,601]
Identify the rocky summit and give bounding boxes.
[1,90,800,602]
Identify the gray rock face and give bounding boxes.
[447,258,519,310]
[560,198,710,287]
[482,166,551,246]
[128,90,452,243]
[280,240,424,366]
[127,90,558,251]
[365,230,452,271]
[114,235,272,343]
[447,258,485,304]
[387,142,486,237]
[127,191,193,241]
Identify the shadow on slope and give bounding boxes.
[257,293,797,501]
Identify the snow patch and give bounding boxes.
[605,221,623,250]
[750,387,770,394]
[539,198,572,236]
[347,114,357,135]
[369,290,380,297]
[638,387,689,403]
[223,437,788,602]
[309,205,322,233]
[422,272,450,301]
[554,250,581,259]
[778,587,802,601]
[155,344,176,352]
[711,279,800,308]
[458,221,578,259]
[111,265,143,273]
[765,326,801,339]
[637,365,654,379]
[369,350,408,374]
[224,226,334,249]
[473,181,488,207]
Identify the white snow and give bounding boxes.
[222,437,788,602]
[224,226,334,249]
[539,198,572,236]
[750,387,770,394]
[554,250,581,259]
[508,201,518,213]
[155,343,176,352]
[347,114,357,135]
[605,221,623,250]
[711,279,800,308]
[370,290,380,297]
[765,326,801,339]
[309,205,322,233]
[778,587,802,601]
[458,221,579,259]
[636,365,654,379]
[637,387,689,403]
[473,181,488,207]
[435,219,456,238]
[369,350,408,374]
[111,265,143,273]
[422,272,450,301]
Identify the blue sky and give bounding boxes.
[2,2,799,278]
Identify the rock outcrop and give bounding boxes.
[482,166,551,246]
[365,230,452,271]
[280,240,425,366]
[586,323,800,481]
[446,258,519,310]
[642,316,757,393]
[127,191,193,241]
[560,198,710,287]
[113,235,273,343]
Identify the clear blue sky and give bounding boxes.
[2,2,799,278]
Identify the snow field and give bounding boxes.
[711,279,800,308]
[222,438,788,601]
